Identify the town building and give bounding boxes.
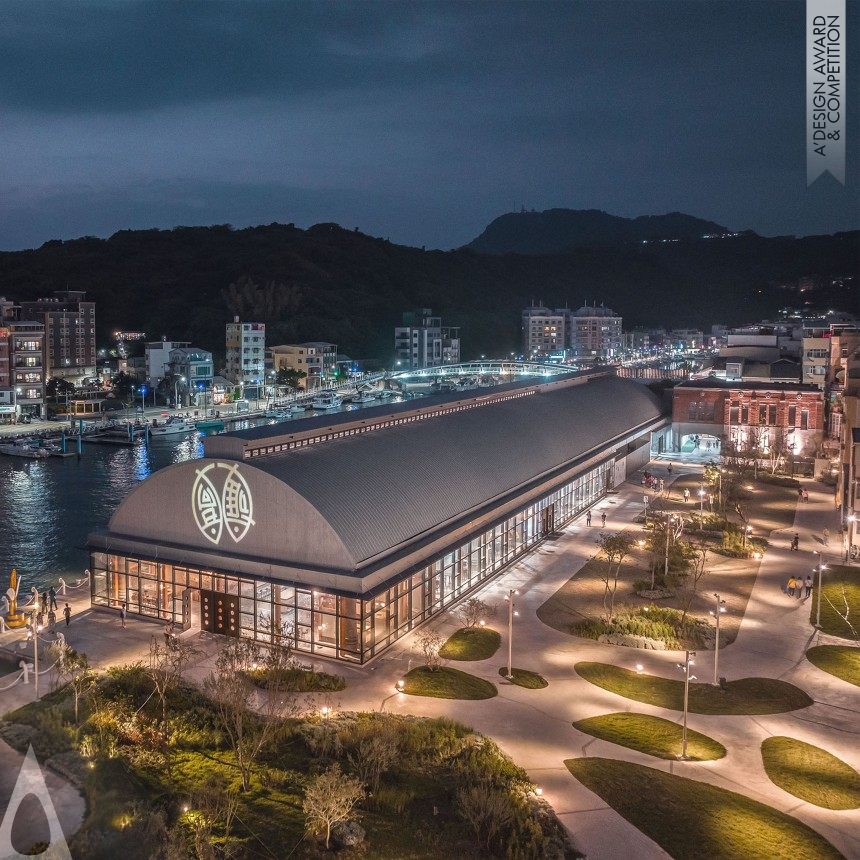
[19,290,96,384]
[671,378,824,456]
[0,297,46,420]
[88,370,669,663]
[225,318,266,392]
[394,309,460,369]
[145,339,190,387]
[567,304,622,360]
[168,347,214,407]
[267,343,337,390]
[521,305,566,358]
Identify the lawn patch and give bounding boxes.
[497,667,548,689]
[806,645,860,687]
[575,662,812,715]
[566,757,844,860]
[439,627,501,661]
[573,712,725,760]
[810,566,860,639]
[762,737,860,810]
[403,666,498,700]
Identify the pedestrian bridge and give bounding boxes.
[389,360,596,381]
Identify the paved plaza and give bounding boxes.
[1,456,858,859]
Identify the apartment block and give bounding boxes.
[225,318,266,386]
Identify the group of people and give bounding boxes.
[640,471,665,493]
[786,575,813,598]
[689,435,719,451]
[797,487,810,503]
[36,586,72,628]
[584,509,607,528]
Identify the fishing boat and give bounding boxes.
[266,409,291,420]
[149,416,195,438]
[195,418,225,432]
[311,391,343,410]
[0,439,51,459]
[350,390,377,404]
[290,402,309,413]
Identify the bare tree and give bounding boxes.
[184,777,241,860]
[678,540,709,631]
[203,625,298,790]
[147,636,197,778]
[596,533,633,619]
[349,727,399,793]
[456,782,516,851]
[456,597,495,629]
[63,649,95,724]
[417,630,444,672]
[303,763,365,849]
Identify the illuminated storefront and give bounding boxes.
[89,373,666,663]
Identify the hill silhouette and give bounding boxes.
[466,208,734,255]
[0,221,856,363]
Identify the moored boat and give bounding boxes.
[311,391,343,410]
[149,416,195,437]
[0,439,51,459]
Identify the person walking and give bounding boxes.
[796,577,804,599]
[47,609,56,631]
[63,603,71,626]
[802,488,809,503]
[787,576,796,597]
[601,512,607,528]
[683,488,690,504]
[791,533,800,551]
[823,528,830,546]
[667,462,673,475]
[48,585,57,611]
[585,510,592,527]
[805,575,813,598]
[119,603,126,628]
[40,591,48,614]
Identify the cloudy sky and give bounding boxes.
[0,0,857,251]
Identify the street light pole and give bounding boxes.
[677,650,696,759]
[505,589,518,679]
[815,552,828,628]
[699,485,705,523]
[711,594,726,685]
[29,615,42,700]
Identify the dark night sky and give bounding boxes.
[0,0,857,251]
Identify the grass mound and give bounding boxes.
[806,645,860,687]
[566,757,844,860]
[575,662,812,715]
[439,627,501,661]
[245,665,346,691]
[402,666,498,700]
[762,737,860,810]
[810,566,860,638]
[573,712,725,761]
[497,667,548,689]
[573,605,710,649]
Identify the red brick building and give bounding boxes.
[672,379,825,456]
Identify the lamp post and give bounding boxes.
[710,595,726,685]
[676,650,696,759]
[698,486,705,524]
[845,514,855,562]
[505,589,519,679]
[743,525,753,549]
[28,615,43,700]
[139,385,147,413]
[814,552,828,628]
[643,493,649,526]
[174,376,185,410]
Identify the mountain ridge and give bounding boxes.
[465,208,742,255]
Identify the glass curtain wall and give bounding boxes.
[91,458,612,662]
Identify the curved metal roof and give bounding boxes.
[100,375,663,573]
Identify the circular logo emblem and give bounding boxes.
[192,462,255,545]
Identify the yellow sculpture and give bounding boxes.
[6,568,27,629]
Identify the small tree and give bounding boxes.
[417,630,444,672]
[63,649,94,724]
[303,763,365,849]
[349,727,399,793]
[596,533,633,619]
[456,597,495,629]
[203,624,297,790]
[678,540,709,631]
[457,782,516,851]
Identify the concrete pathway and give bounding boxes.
[3,460,859,859]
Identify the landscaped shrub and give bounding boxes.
[573,605,710,648]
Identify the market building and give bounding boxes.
[88,369,668,663]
